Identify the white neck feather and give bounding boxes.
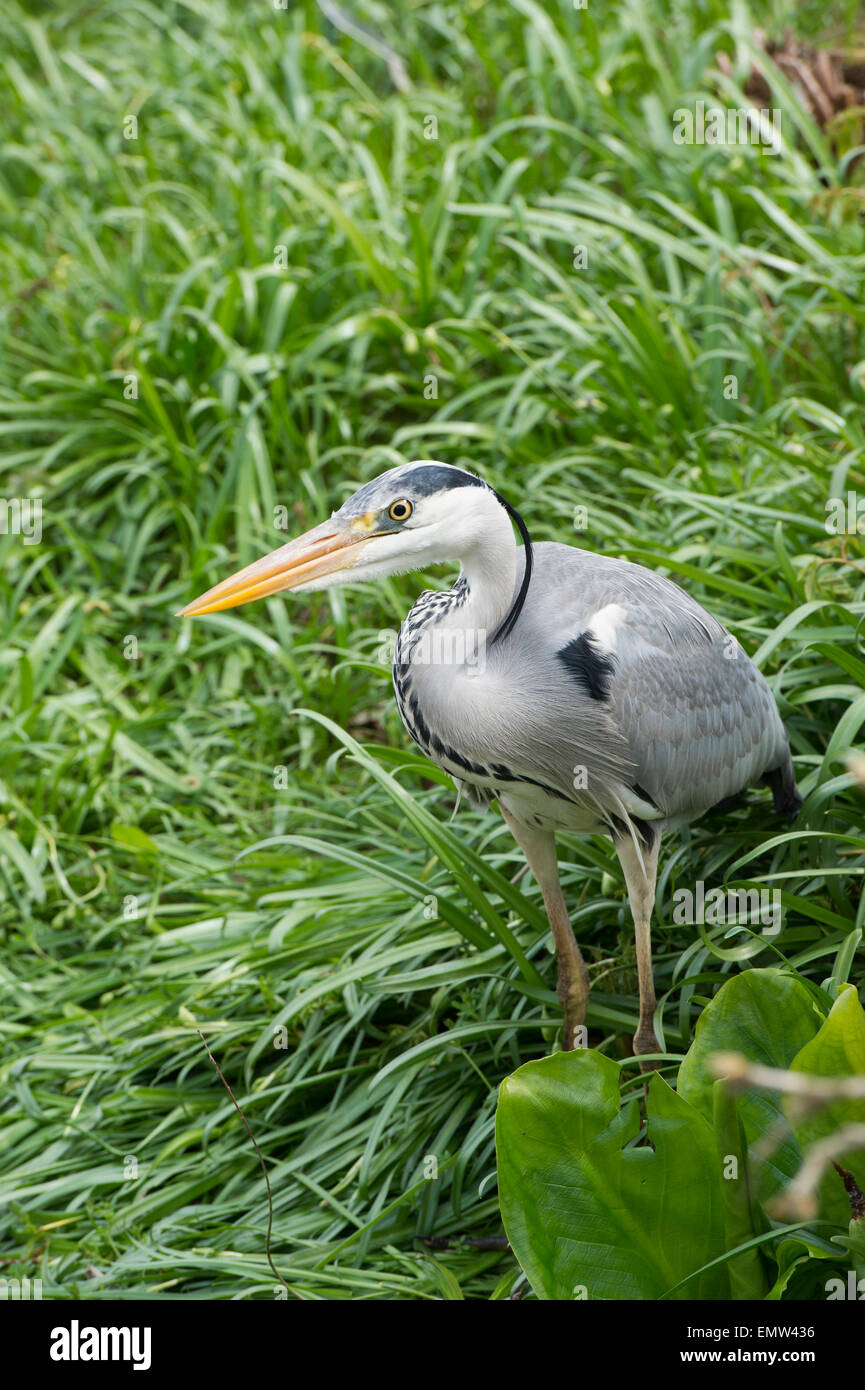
[453,490,518,637]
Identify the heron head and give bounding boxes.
[177,461,503,617]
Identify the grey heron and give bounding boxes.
[178,461,801,1062]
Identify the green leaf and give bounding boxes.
[788,986,865,1227]
[496,1050,729,1300]
[423,1257,465,1300]
[712,1080,769,1299]
[832,1218,865,1279]
[678,970,825,1203]
[0,828,46,902]
[110,823,159,856]
[765,1230,844,1300]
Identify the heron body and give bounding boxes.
[180,460,800,1062]
[393,540,795,833]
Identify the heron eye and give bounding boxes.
[388,499,413,522]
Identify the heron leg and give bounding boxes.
[614,829,661,1072]
[501,808,589,1051]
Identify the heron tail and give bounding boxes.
[764,755,802,820]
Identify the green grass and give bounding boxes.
[1,0,863,1299]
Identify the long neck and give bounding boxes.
[393,490,531,759]
[455,492,520,639]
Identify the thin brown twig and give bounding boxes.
[770,1126,865,1221]
[197,1030,297,1299]
[710,1051,865,1105]
[711,1052,865,1222]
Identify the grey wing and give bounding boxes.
[608,600,791,818]
[520,544,795,821]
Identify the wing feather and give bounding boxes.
[516,544,791,818]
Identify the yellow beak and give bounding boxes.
[176,518,372,617]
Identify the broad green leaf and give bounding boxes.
[497,1050,728,1300]
[678,970,825,1203]
[788,986,865,1227]
[712,1080,769,1298]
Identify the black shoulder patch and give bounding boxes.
[557,632,616,701]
